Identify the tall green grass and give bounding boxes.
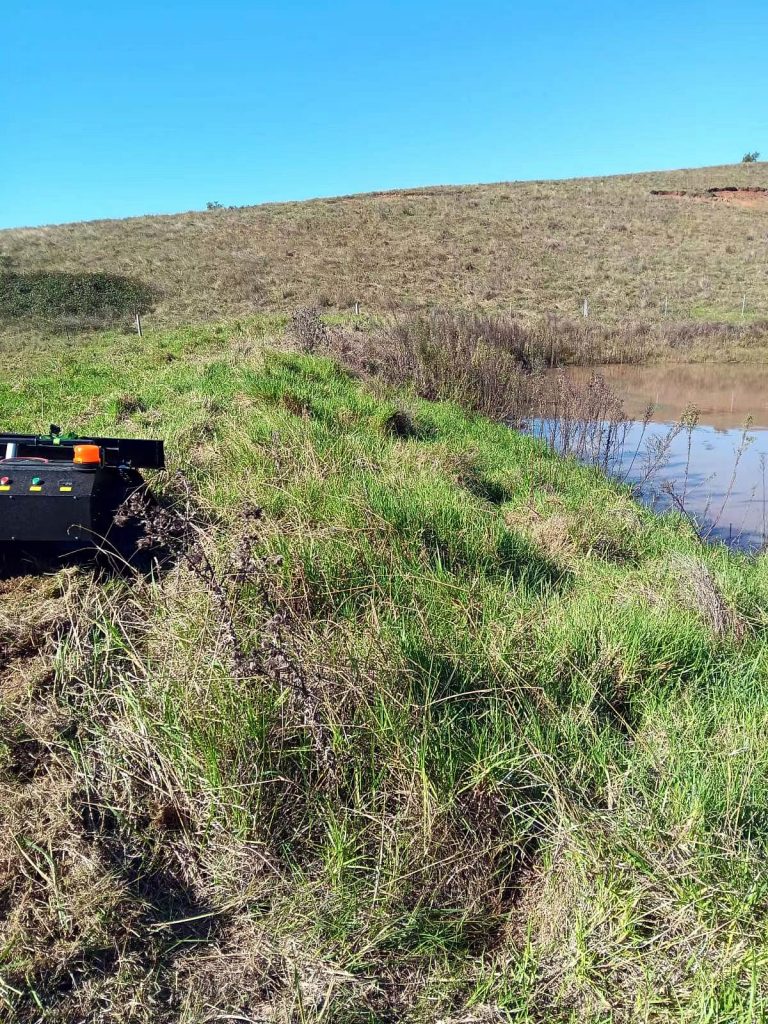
[1,320,767,1022]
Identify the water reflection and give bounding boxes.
[563,363,768,430]
[553,364,768,550]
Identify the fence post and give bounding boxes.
[135,313,143,337]
[741,294,747,318]
[582,298,589,318]
[354,302,360,315]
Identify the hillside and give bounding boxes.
[2,320,768,1021]
[2,163,768,327]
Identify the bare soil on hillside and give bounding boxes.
[652,186,768,209]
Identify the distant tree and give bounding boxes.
[742,151,760,163]
[206,200,224,210]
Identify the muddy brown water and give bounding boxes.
[555,363,768,550]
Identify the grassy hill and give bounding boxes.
[2,163,768,327]
[3,165,768,1019]
[2,320,768,1021]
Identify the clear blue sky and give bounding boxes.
[2,0,767,229]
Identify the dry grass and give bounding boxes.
[2,323,768,1021]
[2,164,768,339]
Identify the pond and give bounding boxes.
[552,363,768,550]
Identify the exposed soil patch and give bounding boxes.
[712,188,768,208]
[3,731,49,784]
[652,186,768,208]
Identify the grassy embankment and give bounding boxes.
[1,319,768,1022]
[3,162,768,361]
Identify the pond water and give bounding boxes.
[556,363,768,550]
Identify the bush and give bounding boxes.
[0,270,155,330]
[742,151,760,163]
[290,306,329,353]
[376,310,531,420]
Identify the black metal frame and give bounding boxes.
[0,431,164,469]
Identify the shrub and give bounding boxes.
[742,151,760,163]
[376,310,531,420]
[290,306,329,353]
[0,270,155,330]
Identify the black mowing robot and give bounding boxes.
[0,426,164,565]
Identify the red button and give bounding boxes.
[0,477,9,485]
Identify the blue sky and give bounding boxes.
[2,0,767,229]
